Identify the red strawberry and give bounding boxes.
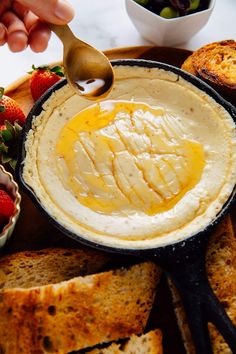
[0,189,15,227]
[30,65,64,101]
[0,88,25,126]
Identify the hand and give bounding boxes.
[0,0,74,52]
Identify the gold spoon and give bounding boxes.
[49,24,114,99]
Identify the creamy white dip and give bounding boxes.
[23,65,236,249]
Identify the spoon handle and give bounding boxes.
[154,236,236,354]
[48,23,76,44]
[167,258,236,353]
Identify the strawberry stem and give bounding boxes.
[51,66,64,77]
[0,87,5,112]
[28,64,64,77]
[0,87,4,99]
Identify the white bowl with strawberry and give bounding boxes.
[0,164,21,248]
[0,85,25,248]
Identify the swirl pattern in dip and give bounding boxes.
[23,65,236,249]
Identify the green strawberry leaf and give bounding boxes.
[55,72,64,77]
[37,65,49,70]
[1,129,12,142]
[9,159,17,170]
[0,143,8,154]
[0,87,5,113]
[5,120,14,135]
[51,66,64,77]
[28,64,64,76]
[51,66,62,72]
[0,87,4,100]
[1,153,11,164]
[0,120,22,170]
[14,121,22,130]
[28,64,49,74]
[14,122,22,138]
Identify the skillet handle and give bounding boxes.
[161,243,236,354]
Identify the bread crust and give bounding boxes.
[0,248,110,289]
[85,329,163,354]
[181,55,198,76]
[193,40,236,89]
[182,40,236,88]
[181,40,236,104]
[0,250,161,354]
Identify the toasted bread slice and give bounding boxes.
[0,248,161,354]
[181,40,236,104]
[84,329,163,354]
[169,215,236,353]
[182,40,236,89]
[181,55,198,76]
[191,40,236,89]
[0,247,110,288]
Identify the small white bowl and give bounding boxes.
[0,165,21,248]
[125,0,216,46]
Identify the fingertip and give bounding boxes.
[2,11,28,52]
[0,38,7,46]
[53,0,75,24]
[18,0,75,25]
[29,23,51,52]
[7,31,28,52]
[0,23,6,38]
[0,24,7,46]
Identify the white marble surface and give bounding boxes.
[0,0,235,87]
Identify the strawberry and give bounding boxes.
[0,88,25,126]
[0,189,15,228]
[29,65,64,101]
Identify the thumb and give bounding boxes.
[17,0,75,24]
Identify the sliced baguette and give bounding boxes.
[0,247,110,289]
[182,40,236,88]
[181,55,198,76]
[181,40,236,104]
[84,329,163,354]
[168,215,236,354]
[0,248,161,354]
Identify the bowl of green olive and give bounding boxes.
[125,0,215,46]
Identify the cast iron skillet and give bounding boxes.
[17,60,236,354]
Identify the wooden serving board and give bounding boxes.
[2,46,219,354]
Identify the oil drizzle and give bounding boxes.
[56,101,205,216]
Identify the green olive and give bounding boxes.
[134,0,149,6]
[189,0,200,10]
[160,6,179,18]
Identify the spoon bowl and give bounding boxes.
[49,24,114,99]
